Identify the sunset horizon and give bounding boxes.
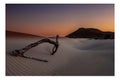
[6,4,114,37]
[6,26,114,37]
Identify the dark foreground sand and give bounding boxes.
[6,38,114,76]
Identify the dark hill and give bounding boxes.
[66,28,114,39]
[6,30,41,38]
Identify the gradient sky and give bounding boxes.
[6,4,114,37]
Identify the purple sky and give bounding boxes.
[6,4,114,37]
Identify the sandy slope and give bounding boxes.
[6,38,114,76]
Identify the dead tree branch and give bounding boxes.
[9,35,59,57]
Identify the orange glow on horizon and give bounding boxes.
[7,4,114,37]
[7,25,114,37]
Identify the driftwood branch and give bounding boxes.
[22,56,48,62]
[9,35,59,58]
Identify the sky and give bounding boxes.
[6,4,114,37]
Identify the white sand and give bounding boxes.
[6,38,114,75]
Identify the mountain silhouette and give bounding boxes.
[66,28,114,39]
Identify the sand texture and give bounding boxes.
[6,38,114,76]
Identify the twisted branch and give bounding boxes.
[9,35,59,58]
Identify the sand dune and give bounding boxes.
[6,38,114,76]
[6,31,42,38]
